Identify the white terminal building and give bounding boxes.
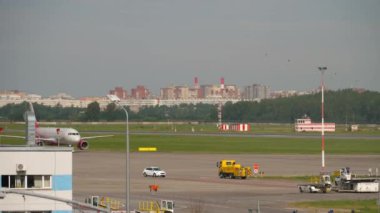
[0,146,73,213]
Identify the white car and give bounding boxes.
[143,167,166,177]
[298,185,320,193]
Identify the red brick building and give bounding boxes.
[131,85,150,99]
[109,87,128,99]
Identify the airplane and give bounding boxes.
[0,102,112,150]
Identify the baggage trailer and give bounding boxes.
[135,200,174,213]
[333,167,380,193]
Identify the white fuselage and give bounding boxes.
[36,127,81,146]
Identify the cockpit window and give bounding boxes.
[68,133,79,136]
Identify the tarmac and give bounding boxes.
[73,152,380,213]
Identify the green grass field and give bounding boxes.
[87,134,380,153]
[3,131,380,154]
[291,199,379,213]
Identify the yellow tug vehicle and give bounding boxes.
[217,159,252,179]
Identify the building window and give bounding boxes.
[1,175,52,189]
[27,175,42,188]
[15,175,25,188]
[43,175,51,188]
[1,175,9,188]
[9,176,15,188]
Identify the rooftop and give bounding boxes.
[0,145,73,152]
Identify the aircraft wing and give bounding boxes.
[81,135,113,140]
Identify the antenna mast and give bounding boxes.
[318,66,327,171]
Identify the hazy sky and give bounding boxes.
[1,0,379,97]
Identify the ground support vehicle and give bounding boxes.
[135,200,174,213]
[84,195,124,210]
[333,167,379,193]
[298,174,332,193]
[216,160,252,179]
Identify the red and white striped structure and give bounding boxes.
[219,123,229,131]
[294,118,335,132]
[318,67,327,172]
[319,66,327,171]
[220,123,251,132]
[194,77,199,88]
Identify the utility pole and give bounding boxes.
[217,102,222,126]
[318,66,327,171]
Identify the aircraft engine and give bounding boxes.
[78,140,89,150]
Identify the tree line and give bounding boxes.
[0,89,379,124]
[223,89,380,124]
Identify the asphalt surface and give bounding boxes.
[73,152,380,213]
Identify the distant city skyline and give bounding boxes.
[1,1,379,97]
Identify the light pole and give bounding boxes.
[318,66,327,172]
[107,95,129,213]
